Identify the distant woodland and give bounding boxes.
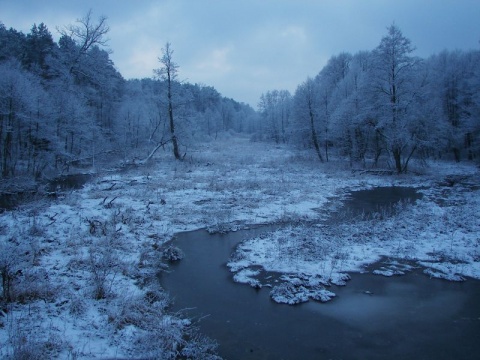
[0,13,257,182]
[259,25,480,172]
[1,13,479,182]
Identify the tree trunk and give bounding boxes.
[465,133,475,161]
[308,101,323,162]
[402,145,417,173]
[3,104,14,177]
[393,148,402,173]
[1,267,12,303]
[325,128,329,162]
[452,147,461,162]
[166,65,181,160]
[373,130,383,168]
[168,99,180,160]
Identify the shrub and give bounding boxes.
[162,245,185,262]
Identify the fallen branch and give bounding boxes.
[140,138,173,164]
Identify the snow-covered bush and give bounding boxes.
[68,292,88,317]
[135,241,169,285]
[269,280,336,305]
[179,331,221,360]
[131,315,220,360]
[0,238,40,303]
[3,310,66,360]
[104,287,221,359]
[162,245,185,262]
[270,282,309,304]
[107,291,167,330]
[14,267,57,303]
[87,239,121,300]
[131,315,185,359]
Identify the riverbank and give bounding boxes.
[162,228,480,360]
[1,135,479,358]
[228,179,480,304]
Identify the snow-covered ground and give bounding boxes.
[228,177,480,303]
[1,134,479,358]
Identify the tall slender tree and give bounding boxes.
[294,78,323,162]
[155,42,181,160]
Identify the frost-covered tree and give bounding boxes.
[263,23,477,168]
[370,24,425,173]
[293,78,323,161]
[0,61,56,177]
[115,80,157,158]
[258,89,292,143]
[469,50,480,160]
[329,51,375,166]
[426,50,480,161]
[315,52,352,161]
[53,12,123,168]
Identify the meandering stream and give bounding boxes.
[161,187,480,359]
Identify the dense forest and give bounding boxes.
[259,25,480,172]
[0,13,258,182]
[0,14,479,183]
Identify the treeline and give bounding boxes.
[258,25,480,172]
[0,12,257,180]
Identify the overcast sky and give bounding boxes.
[1,0,479,107]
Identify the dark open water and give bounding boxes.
[161,187,480,360]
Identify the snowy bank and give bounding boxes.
[228,170,480,304]
[1,136,478,356]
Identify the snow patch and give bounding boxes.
[423,268,466,282]
[233,268,262,289]
[269,282,336,305]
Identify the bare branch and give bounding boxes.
[58,9,110,71]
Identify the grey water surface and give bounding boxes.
[161,187,480,360]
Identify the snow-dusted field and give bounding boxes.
[1,135,479,358]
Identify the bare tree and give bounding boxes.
[258,90,292,144]
[294,78,324,162]
[154,42,181,160]
[58,9,110,74]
